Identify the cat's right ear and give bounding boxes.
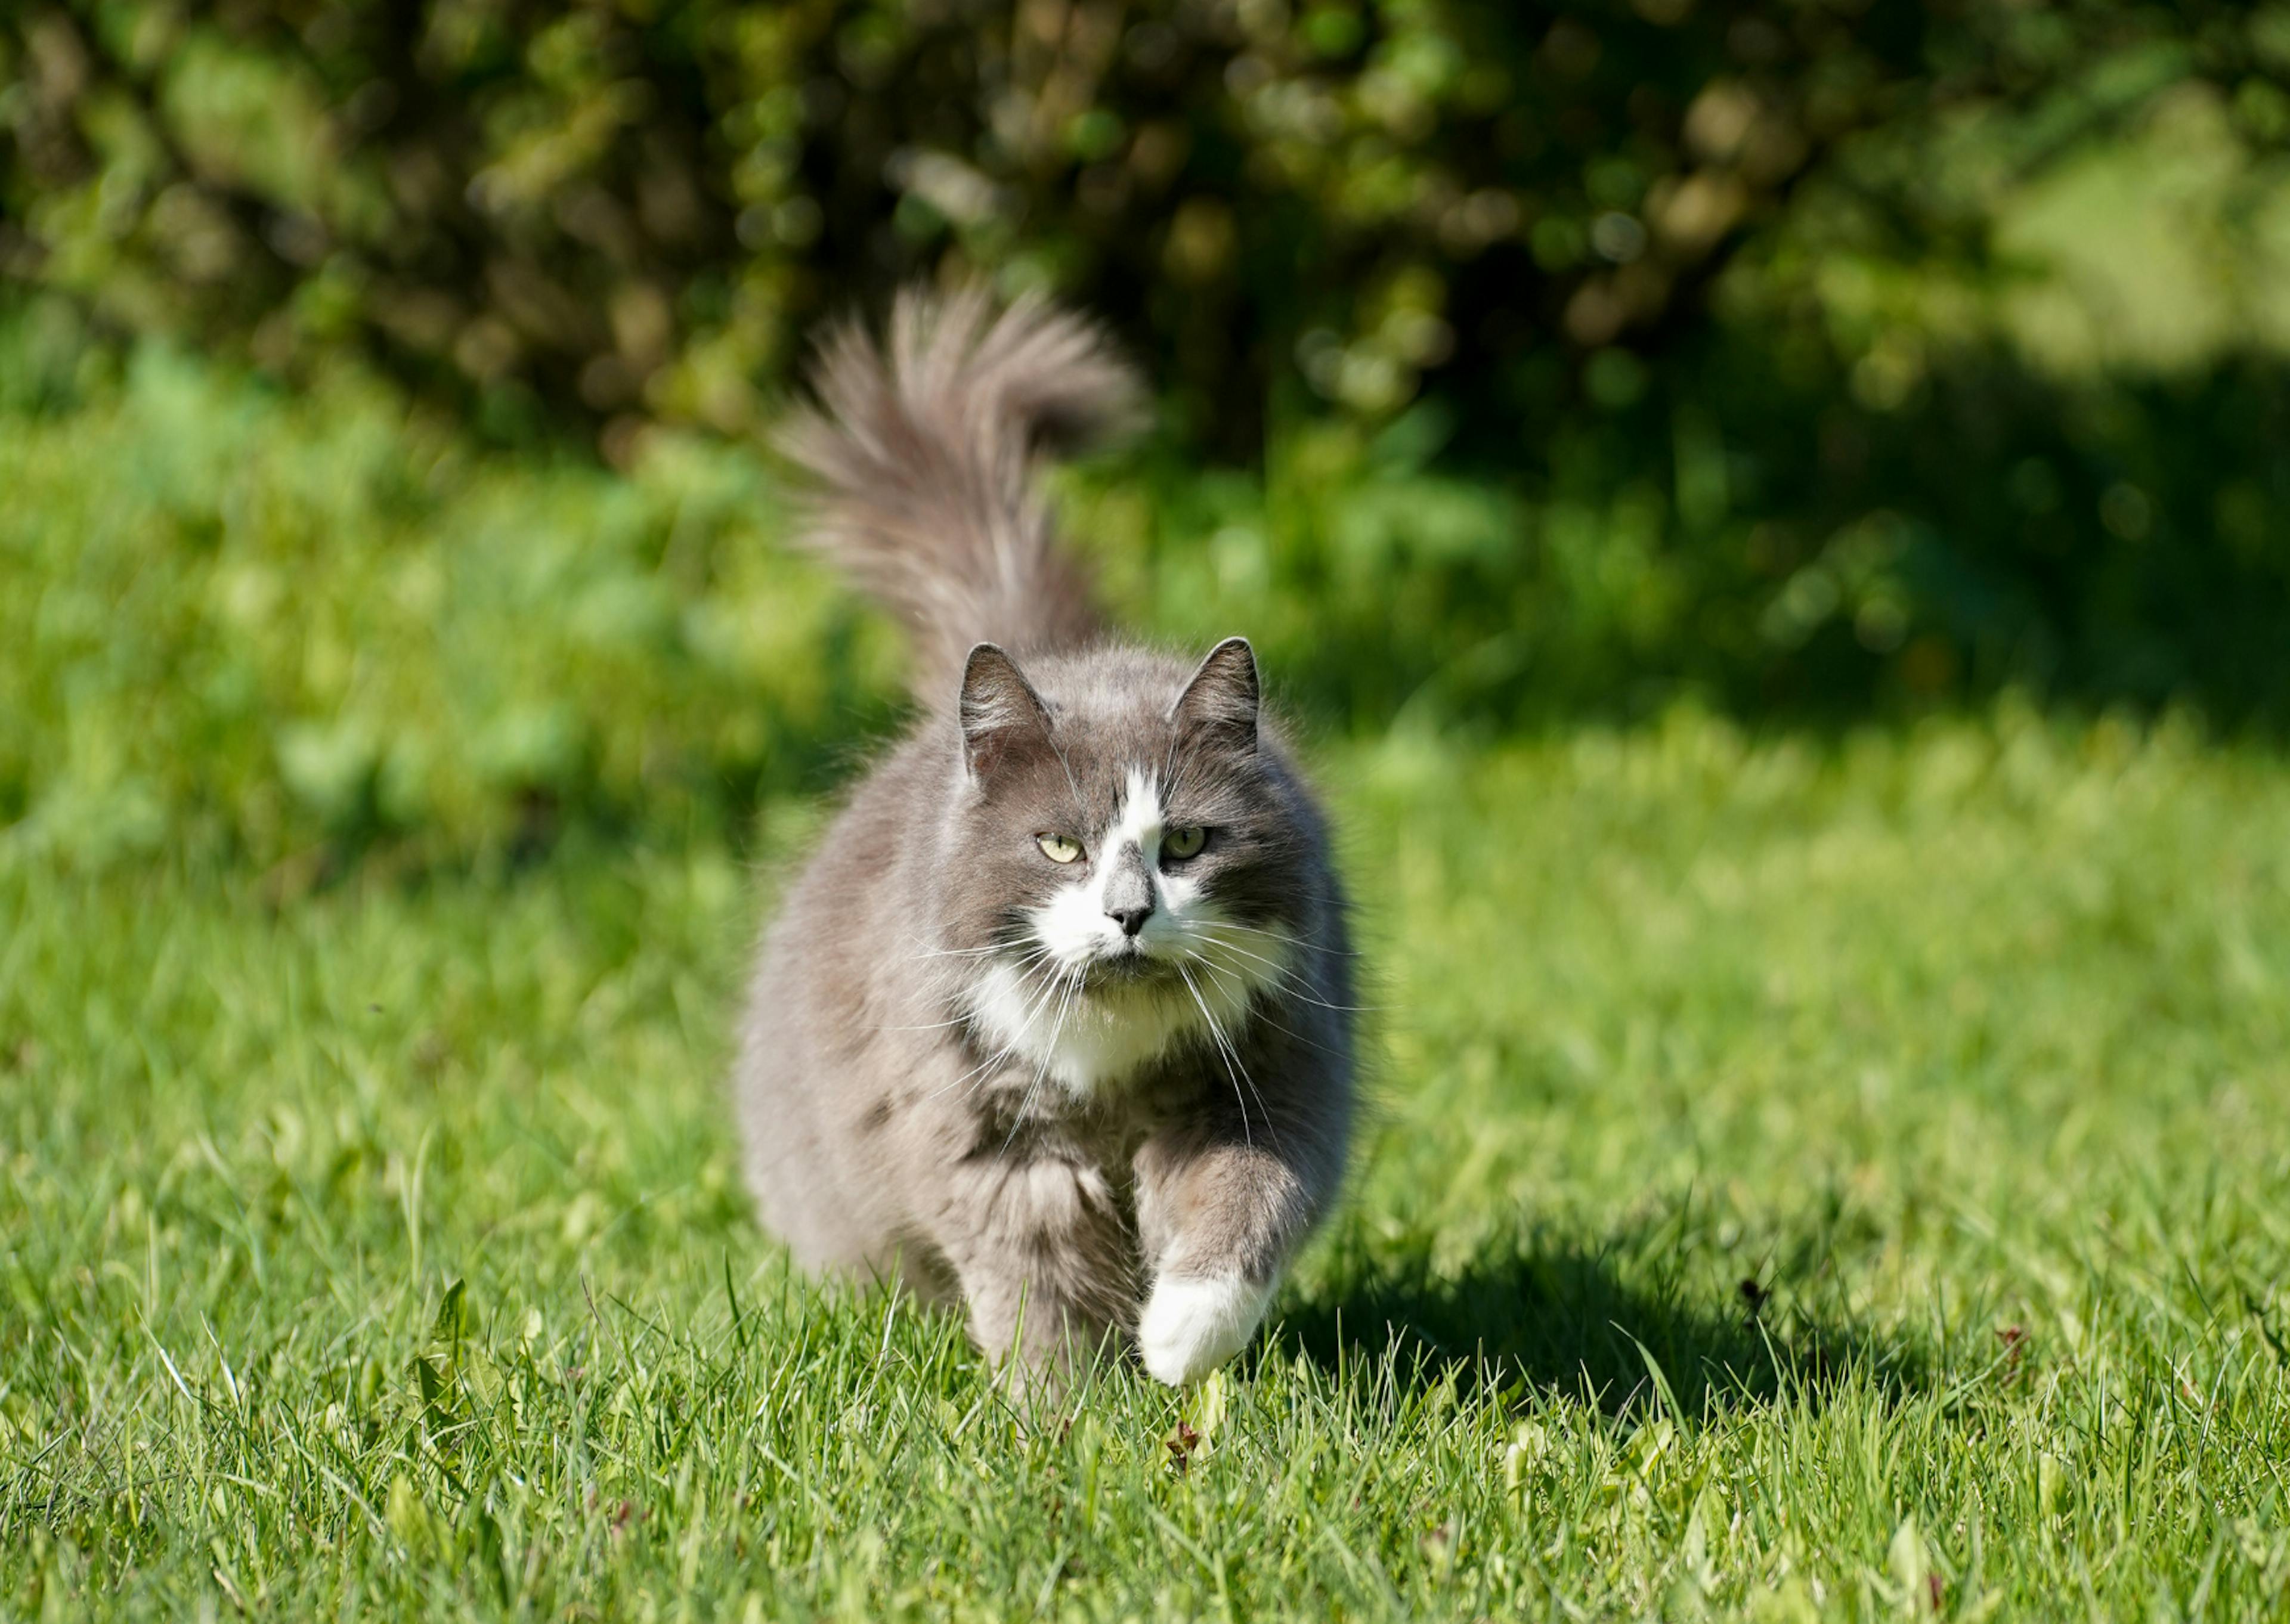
[958,643,1055,782]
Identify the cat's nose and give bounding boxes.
[1103,845,1155,937]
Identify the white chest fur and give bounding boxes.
[961,953,1276,1097]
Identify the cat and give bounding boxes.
[734,287,1355,1395]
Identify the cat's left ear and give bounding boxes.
[959,642,1056,782]
[1171,636,1258,756]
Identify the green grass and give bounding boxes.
[7,705,2290,1620]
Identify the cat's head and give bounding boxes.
[937,637,1323,1081]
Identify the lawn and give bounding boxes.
[7,702,2290,1619]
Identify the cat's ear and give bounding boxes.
[959,643,1055,782]
[1171,636,1259,756]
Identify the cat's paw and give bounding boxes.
[1137,1273,1274,1386]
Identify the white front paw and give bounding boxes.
[1137,1273,1275,1386]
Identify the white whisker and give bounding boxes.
[1192,953,1349,1059]
[1178,959,1276,1152]
[921,951,1069,1102]
[1195,916,1364,959]
[1000,963,1084,1155]
[1192,928,1378,1013]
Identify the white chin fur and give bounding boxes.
[963,957,1259,1100]
[1138,1273,1275,1386]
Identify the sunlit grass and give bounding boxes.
[7,707,2289,1619]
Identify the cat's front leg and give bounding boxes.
[953,1262,1118,1406]
[1131,1122,1338,1386]
[936,1152,1134,1403]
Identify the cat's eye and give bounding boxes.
[1036,833,1085,864]
[1162,825,1208,860]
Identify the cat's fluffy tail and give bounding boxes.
[776,286,1144,701]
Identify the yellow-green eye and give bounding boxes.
[1036,833,1084,864]
[1163,825,1207,860]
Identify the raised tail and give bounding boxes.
[775,286,1144,702]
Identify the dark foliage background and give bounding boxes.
[3,0,1961,442]
[6,1,2290,863]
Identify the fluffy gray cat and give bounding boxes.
[734,288,1354,1394]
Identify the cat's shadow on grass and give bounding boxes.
[1254,1233,1933,1419]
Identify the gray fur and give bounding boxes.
[736,289,1354,1397]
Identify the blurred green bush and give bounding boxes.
[0,329,904,870]
[6,308,2283,873]
[1107,339,2290,735]
[4,0,2290,832]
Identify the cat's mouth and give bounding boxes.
[1079,944,1181,987]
